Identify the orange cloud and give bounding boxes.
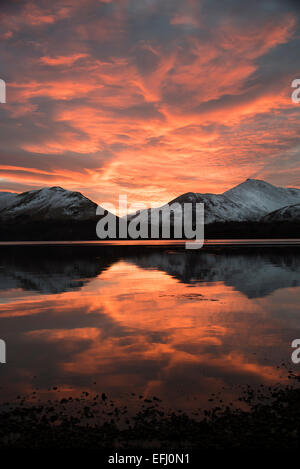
[40,54,89,66]
[0,0,299,201]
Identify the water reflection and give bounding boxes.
[0,245,299,411]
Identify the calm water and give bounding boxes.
[0,242,300,412]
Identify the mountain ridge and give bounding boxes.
[0,179,299,240]
[0,186,116,241]
[128,178,300,225]
[0,186,99,221]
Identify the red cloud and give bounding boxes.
[0,1,299,203]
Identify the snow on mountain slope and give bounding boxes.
[136,192,254,225]
[168,191,258,223]
[1,179,299,226]
[261,203,300,222]
[0,187,99,221]
[224,179,300,218]
[0,192,18,211]
[128,178,300,225]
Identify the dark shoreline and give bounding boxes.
[0,219,300,241]
[1,375,300,449]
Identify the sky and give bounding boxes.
[0,0,300,207]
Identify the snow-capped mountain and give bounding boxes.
[128,179,300,225]
[0,186,118,240]
[0,186,99,221]
[224,179,300,219]
[0,179,299,240]
[2,179,299,226]
[261,203,300,223]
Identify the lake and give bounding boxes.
[0,241,300,414]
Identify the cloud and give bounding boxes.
[40,54,89,66]
[0,0,299,205]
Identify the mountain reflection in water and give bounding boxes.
[0,244,299,411]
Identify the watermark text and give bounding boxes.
[96,196,204,250]
[0,339,6,364]
[0,79,6,103]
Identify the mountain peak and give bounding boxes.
[245,178,264,183]
[221,178,300,218]
[38,186,67,193]
[0,185,100,222]
[224,178,287,198]
[236,178,274,188]
[47,186,65,191]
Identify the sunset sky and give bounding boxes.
[0,0,300,207]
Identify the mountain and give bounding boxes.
[224,179,300,219]
[0,179,299,240]
[261,203,300,223]
[0,186,116,241]
[0,186,98,221]
[128,178,300,225]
